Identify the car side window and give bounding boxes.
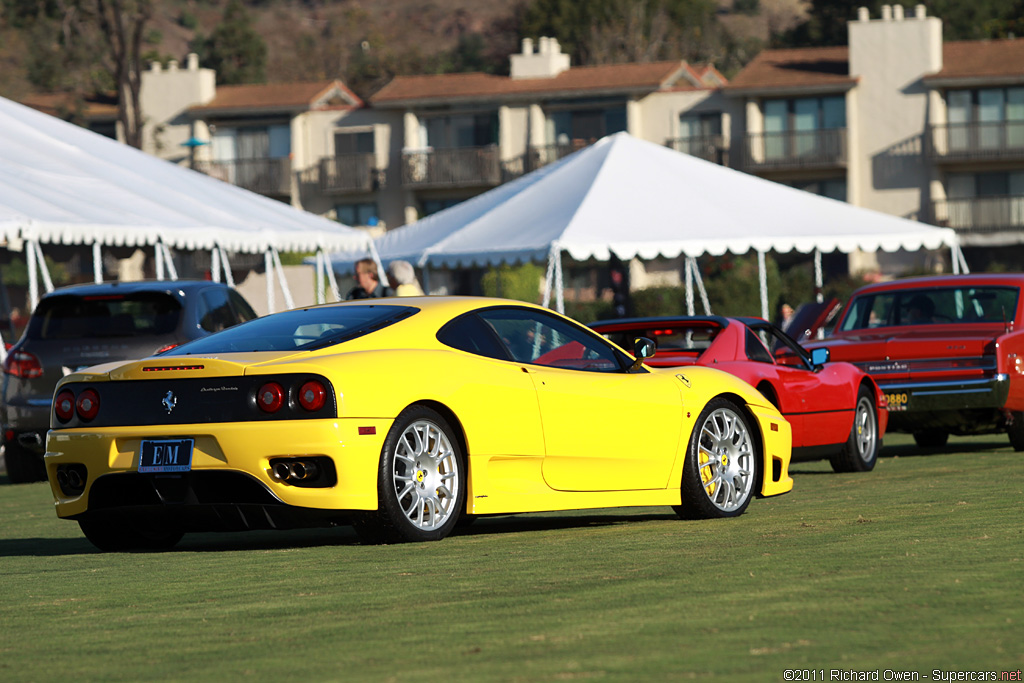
[745,328,774,364]
[228,290,258,323]
[198,288,236,333]
[436,314,510,361]
[477,308,626,373]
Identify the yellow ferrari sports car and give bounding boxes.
[44,296,793,550]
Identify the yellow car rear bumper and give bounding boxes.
[45,419,393,518]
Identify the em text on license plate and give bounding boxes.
[139,438,194,473]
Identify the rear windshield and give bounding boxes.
[162,305,417,354]
[838,286,1020,331]
[27,292,182,340]
[601,324,722,353]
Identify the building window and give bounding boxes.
[947,87,1024,150]
[334,130,374,155]
[677,112,723,160]
[420,114,498,149]
[211,124,290,161]
[948,171,1024,199]
[764,96,845,159]
[790,178,847,202]
[421,198,463,217]
[336,202,379,227]
[547,105,627,146]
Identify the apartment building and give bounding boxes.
[27,5,1024,273]
[727,4,1024,269]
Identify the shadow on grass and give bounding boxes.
[454,510,679,537]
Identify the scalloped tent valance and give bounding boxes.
[0,96,373,255]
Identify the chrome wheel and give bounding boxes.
[696,406,756,513]
[390,419,461,531]
[852,396,877,463]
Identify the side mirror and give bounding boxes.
[810,347,830,368]
[630,337,656,372]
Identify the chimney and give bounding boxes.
[881,5,892,21]
[187,53,199,71]
[858,7,870,21]
[510,36,570,80]
[893,4,904,20]
[915,4,927,19]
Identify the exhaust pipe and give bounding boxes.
[56,469,70,488]
[67,469,84,489]
[272,459,320,483]
[288,461,319,481]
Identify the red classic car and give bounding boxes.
[591,316,887,472]
[804,274,1024,450]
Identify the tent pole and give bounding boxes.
[315,249,325,304]
[958,244,970,274]
[324,254,341,302]
[542,248,556,310]
[757,250,769,320]
[265,249,276,314]
[684,257,695,316]
[0,329,6,364]
[690,257,711,314]
[814,249,823,303]
[219,248,234,287]
[33,240,54,295]
[27,237,38,312]
[554,247,564,315]
[93,242,102,283]
[211,246,221,283]
[162,241,178,281]
[271,248,295,309]
[422,266,430,295]
[155,243,165,280]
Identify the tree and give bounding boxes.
[192,0,267,86]
[89,0,154,149]
[776,0,1024,47]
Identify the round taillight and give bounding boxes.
[76,389,100,421]
[257,382,285,413]
[55,390,76,422]
[298,380,327,412]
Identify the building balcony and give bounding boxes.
[501,141,593,179]
[401,145,502,188]
[742,128,847,172]
[196,158,291,196]
[666,135,728,165]
[927,122,1024,163]
[933,195,1024,235]
[300,153,385,194]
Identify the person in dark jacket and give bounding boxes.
[346,258,392,299]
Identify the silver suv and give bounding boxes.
[2,280,257,483]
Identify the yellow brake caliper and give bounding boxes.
[699,448,716,496]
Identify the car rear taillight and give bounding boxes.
[55,390,76,422]
[76,389,100,421]
[298,380,327,412]
[257,382,285,413]
[2,350,43,378]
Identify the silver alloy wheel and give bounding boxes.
[696,407,756,513]
[853,395,877,463]
[391,419,460,531]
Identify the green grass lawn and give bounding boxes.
[1,435,1022,682]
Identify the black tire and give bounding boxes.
[673,398,759,520]
[912,430,949,449]
[830,387,879,473]
[1007,412,1024,452]
[78,514,184,552]
[3,441,47,484]
[352,406,466,544]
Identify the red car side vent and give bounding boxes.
[142,365,205,372]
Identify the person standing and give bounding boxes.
[387,260,425,297]
[346,258,392,299]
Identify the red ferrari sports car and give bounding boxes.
[591,316,888,472]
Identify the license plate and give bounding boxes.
[139,438,194,473]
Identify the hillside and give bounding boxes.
[0,0,808,102]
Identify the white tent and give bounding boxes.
[348,132,964,315]
[0,95,377,325]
